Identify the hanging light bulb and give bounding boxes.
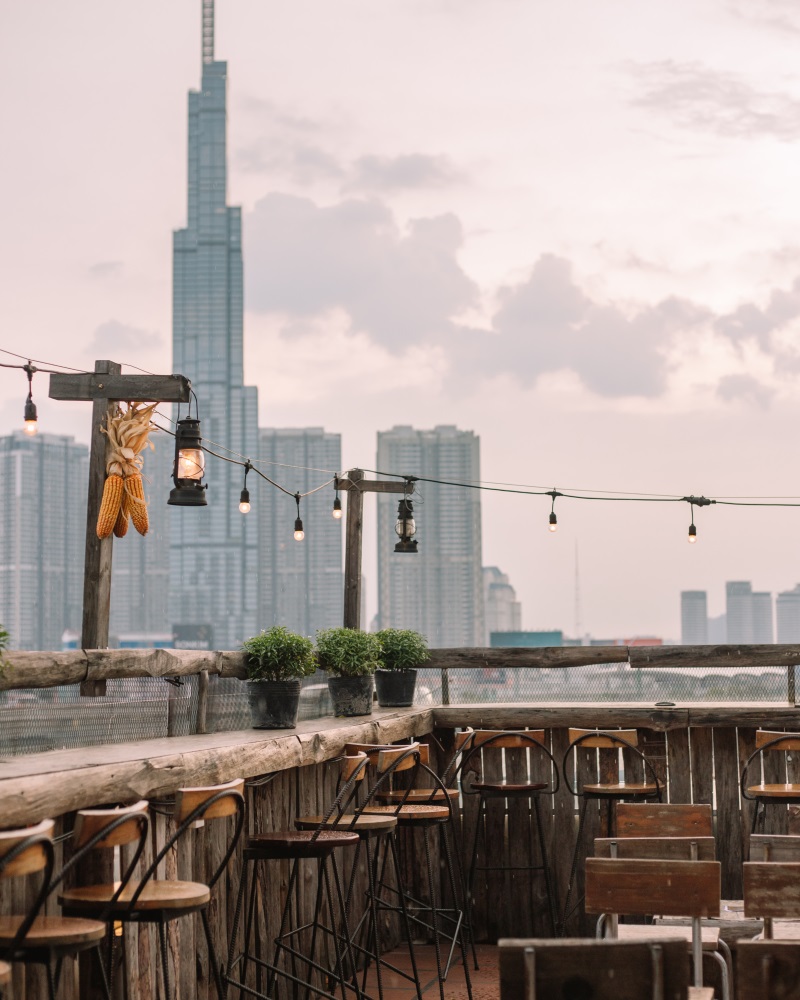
[168,416,208,506]
[332,495,342,519]
[547,489,561,533]
[239,462,251,513]
[549,512,558,533]
[688,521,697,544]
[394,494,418,553]
[294,493,305,541]
[22,363,38,436]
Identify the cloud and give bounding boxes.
[245,193,478,350]
[346,154,461,192]
[715,277,800,350]
[236,141,345,184]
[717,373,773,407]
[729,0,800,34]
[87,320,163,356]
[88,261,122,277]
[627,61,800,140]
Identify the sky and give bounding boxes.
[3,0,800,640]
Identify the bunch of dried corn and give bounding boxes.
[96,402,159,539]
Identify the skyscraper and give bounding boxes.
[170,1,259,649]
[0,432,88,649]
[376,426,484,647]
[257,429,343,636]
[484,566,522,644]
[777,585,800,643]
[680,590,708,644]
[725,581,773,644]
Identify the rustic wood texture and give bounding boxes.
[743,862,800,920]
[343,468,364,629]
[736,940,800,1000]
[615,803,713,838]
[630,644,800,668]
[585,858,721,918]
[48,372,191,403]
[594,836,716,859]
[498,937,690,1000]
[749,834,800,862]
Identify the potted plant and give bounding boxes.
[375,628,429,707]
[241,626,316,729]
[315,627,381,717]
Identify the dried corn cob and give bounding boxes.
[126,472,149,536]
[113,492,130,538]
[96,474,124,539]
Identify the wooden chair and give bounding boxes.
[60,780,245,1000]
[226,753,367,1000]
[740,730,800,832]
[594,836,716,860]
[562,729,662,932]
[452,729,560,937]
[585,857,729,1000]
[0,818,109,1000]
[498,937,699,1000]
[743,861,800,940]
[737,940,800,1000]
[616,803,713,838]
[749,833,800,861]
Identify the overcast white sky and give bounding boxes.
[3,0,800,639]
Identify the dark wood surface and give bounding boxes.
[48,373,190,403]
[343,467,364,629]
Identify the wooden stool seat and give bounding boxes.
[362,803,451,822]
[471,780,549,794]
[0,914,107,949]
[295,812,398,833]
[688,990,714,1000]
[0,960,10,984]
[582,782,658,796]
[746,783,800,798]
[616,924,721,949]
[376,787,459,803]
[60,878,211,912]
[245,830,360,858]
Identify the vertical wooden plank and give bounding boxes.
[666,728,691,804]
[763,741,789,834]
[163,814,181,997]
[640,728,667,798]
[713,726,743,899]
[343,469,364,629]
[177,828,195,1000]
[193,822,210,1000]
[460,735,484,943]
[690,728,714,806]
[505,744,532,936]
[550,727,573,935]
[573,742,601,934]
[80,359,122,695]
[738,727,757,860]
[527,730,555,937]
[482,742,505,943]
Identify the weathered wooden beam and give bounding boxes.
[427,646,629,669]
[630,644,800,669]
[432,704,690,732]
[343,469,365,629]
[337,477,410,493]
[48,372,191,402]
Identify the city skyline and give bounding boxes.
[5,2,800,639]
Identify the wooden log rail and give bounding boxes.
[3,703,800,998]
[3,643,800,690]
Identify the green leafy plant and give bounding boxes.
[377,628,429,672]
[315,627,381,677]
[241,626,316,682]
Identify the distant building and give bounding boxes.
[0,432,88,649]
[258,429,343,637]
[376,425,484,647]
[681,590,708,644]
[483,567,522,644]
[708,613,727,644]
[725,581,773,644]
[776,585,800,643]
[491,631,563,647]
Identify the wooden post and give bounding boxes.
[343,469,364,629]
[79,360,120,695]
[49,362,191,696]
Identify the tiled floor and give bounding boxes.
[362,944,500,999]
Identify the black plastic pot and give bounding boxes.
[247,679,302,729]
[374,668,417,708]
[327,675,374,717]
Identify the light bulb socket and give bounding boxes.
[294,516,304,533]
[549,512,558,529]
[688,523,697,542]
[24,396,37,423]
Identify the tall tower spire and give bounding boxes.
[202,0,214,64]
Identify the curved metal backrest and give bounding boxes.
[741,731,800,801]
[562,729,661,799]
[0,821,56,957]
[453,729,560,797]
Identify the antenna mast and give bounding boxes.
[202,0,214,64]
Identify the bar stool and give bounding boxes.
[295,744,429,1000]
[0,818,113,1000]
[60,780,245,1000]
[346,741,473,996]
[452,729,560,938]
[740,729,800,833]
[225,753,368,1000]
[561,728,662,933]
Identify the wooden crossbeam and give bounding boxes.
[49,372,190,403]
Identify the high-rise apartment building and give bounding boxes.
[777,585,800,643]
[376,426,484,647]
[725,581,773,644]
[170,3,259,649]
[0,432,88,649]
[680,590,708,644]
[257,429,343,636]
[484,566,522,644]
